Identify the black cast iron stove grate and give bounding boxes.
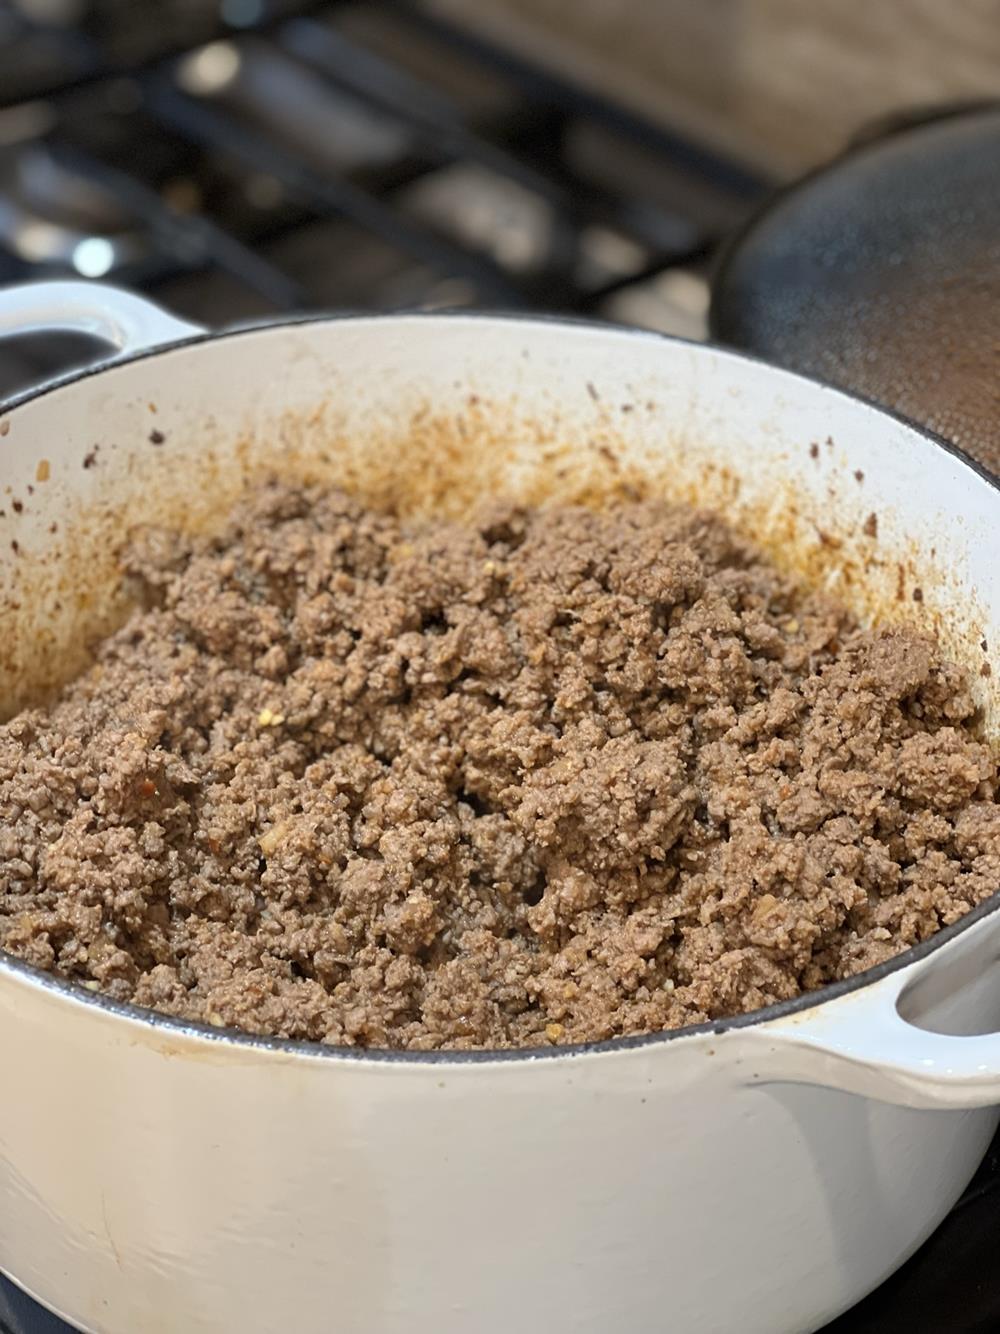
[0,0,766,395]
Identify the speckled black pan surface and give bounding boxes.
[711,104,1000,474]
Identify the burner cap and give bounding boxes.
[710,106,1000,472]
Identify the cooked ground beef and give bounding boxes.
[1,483,998,1050]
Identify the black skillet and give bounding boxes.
[711,102,1000,475]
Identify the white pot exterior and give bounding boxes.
[2,287,1000,1334]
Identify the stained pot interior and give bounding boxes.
[0,315,995,731]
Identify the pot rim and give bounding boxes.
[2,306,998,1066]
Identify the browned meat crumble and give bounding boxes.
[1,483,998,1050]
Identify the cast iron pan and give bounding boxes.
[711,103,1000,474]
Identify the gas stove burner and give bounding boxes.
[0,143,146,275]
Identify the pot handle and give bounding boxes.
[758,916,1000,1110]
[0,280,204,365]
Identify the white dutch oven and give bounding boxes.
[1,282,1000,1334]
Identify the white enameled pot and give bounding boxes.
[2,282,1000,1334]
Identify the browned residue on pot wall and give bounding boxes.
[0,388,992,724]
